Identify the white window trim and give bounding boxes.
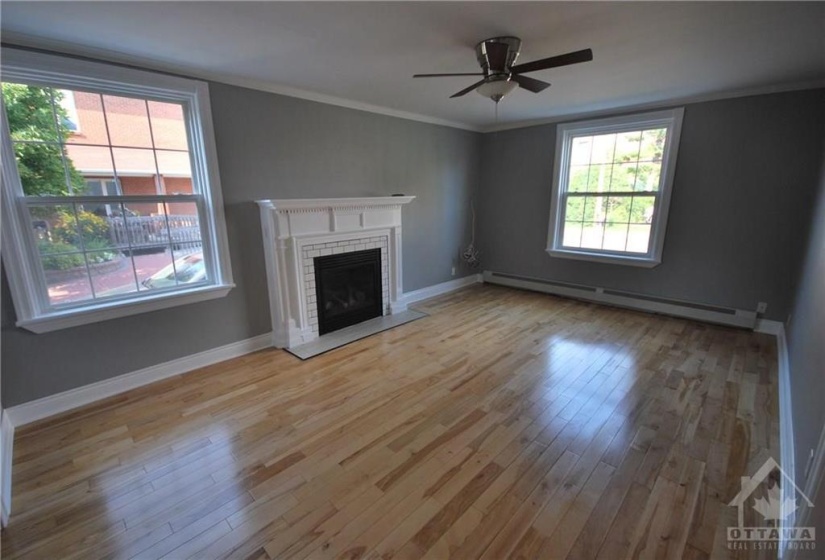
[546,108,684,268]
[1,48,234,333]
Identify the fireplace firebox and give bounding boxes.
[314,248,383,335]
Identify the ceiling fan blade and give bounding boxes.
[510,48,593,75]
[413,73,485,78]
[485,41,509,72]
[512,75,551,93]
[450,79,488,98]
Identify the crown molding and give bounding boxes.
[0,32,481,133]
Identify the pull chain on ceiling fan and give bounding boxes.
[414,37,593,102]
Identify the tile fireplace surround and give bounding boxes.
[257,196,415,348]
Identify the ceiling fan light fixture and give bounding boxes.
[414,37,592,102]
[476,77,518,102]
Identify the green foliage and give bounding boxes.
[38,209,117,271]
[2,83,85,196]
[85,246,118,263]
[37,240,84,270]
[37,237,118,271]
[565,195,655,225]
[51,210,111,246]
[83,238,115,252]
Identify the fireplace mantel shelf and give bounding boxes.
[257,196,415,349]
[257,196,415,213]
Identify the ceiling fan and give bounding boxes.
[414,37,593,102]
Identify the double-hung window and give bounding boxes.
[546,108,684,267]
[1,48,233,333]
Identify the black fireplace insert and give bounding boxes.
[314,248,383,335]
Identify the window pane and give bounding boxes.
[171,244,207,285]
[580,223,605,249]
[603,223,629,251]
[42,254,93,306]
[590,133,616,164]
[84,179,120,197]
[627,225,652,253]
[136,249,178,291]
[165,201,202,246]
[568,165,590,193]
[163,176,194,195]
[82,179,123,214]
[64,90,110,146]
[88,208,130,251]
[156,150,192,182]
[605,197,632,224]
[71,207,118,252]
[583,196,607,223]
[562,222,583,248]
[13,141,71,196]
[102,94,153,148]
[586,164,612,192]
[634,162,662,192]
[610,162,637,192]
[639,128,666,162]
[148,101,188,151]
[87,249,137,299]
[629,196,656,224]
[30,204,79,255]
[123,199,164,218]
[112,147,157,177]
[165,202,205,286]
[65,145,115,192]
[2,83,61,142]
[614,131,642,163]
[564,196,585,222]
[569,136,593,165]
[125,212,171,253]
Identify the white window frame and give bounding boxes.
[546,108,684,268]
[1,48,234,333]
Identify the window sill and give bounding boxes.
[546,248,661,268]
[16,283,235,334]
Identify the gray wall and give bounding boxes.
[787,148,825,556]
[1,82,481,407]
[477,89,825,321]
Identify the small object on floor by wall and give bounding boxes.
[461,199,480,268]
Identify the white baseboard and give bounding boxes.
[754,319,785,335]
[401,273,482,306]
[5,332,273,428]
[792,419,825,560]
[484,270,757,329]
[772,324,796,558]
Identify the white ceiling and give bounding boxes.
[2,2,824,131]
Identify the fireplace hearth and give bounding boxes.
[315,249,383,335]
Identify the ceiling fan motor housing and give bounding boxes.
[476,36,522,76]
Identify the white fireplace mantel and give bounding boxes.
[257,196,415,348]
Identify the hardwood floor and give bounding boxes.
[2,284,779,559]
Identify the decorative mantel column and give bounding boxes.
[257,196,415,348]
